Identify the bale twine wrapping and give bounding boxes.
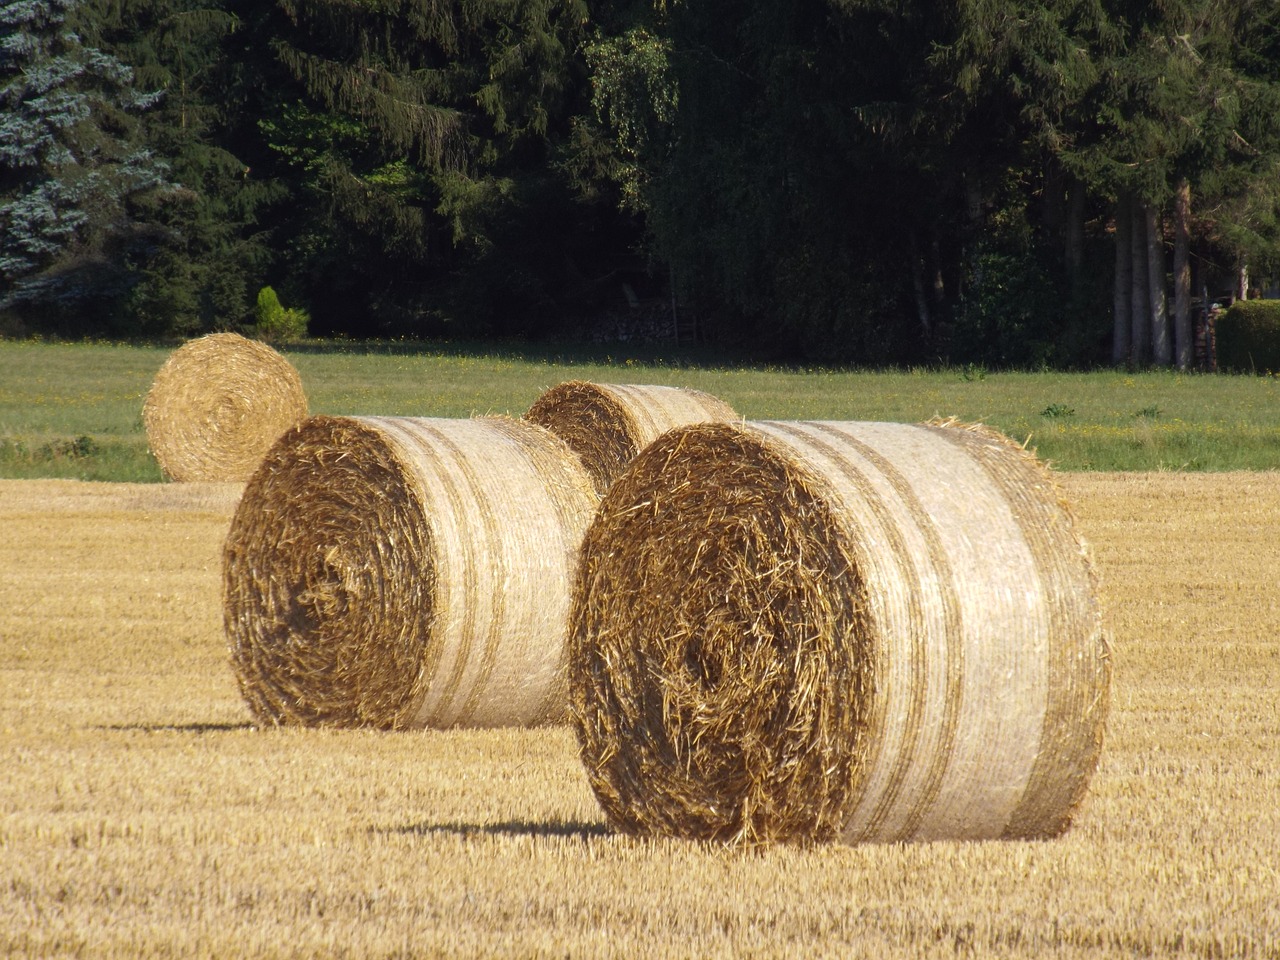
[143,333,309,482]
[524,381,739,495]
[224,414,598,729]
[569,420,1110,845]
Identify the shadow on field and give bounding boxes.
[274,336,760,371]
[380,819,613,843]
[100,722,255,734]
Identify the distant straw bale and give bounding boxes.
[143,333,308,482]
[224,414,598,729]
[570,419,1110,846]
[524,381,739,495]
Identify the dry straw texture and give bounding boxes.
[142,332,309,482]
[5,472,1280,957]
[224,414,598,729]
[570,420,1110,846]
[524,380,739,495]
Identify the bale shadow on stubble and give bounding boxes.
[99,722,256,734]
[378,819,614,843]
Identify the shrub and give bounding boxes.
[1215,300,1280,373]
[948,248,1061,369]
[253,286,309,342]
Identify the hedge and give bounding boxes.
[1215,300,1280,373]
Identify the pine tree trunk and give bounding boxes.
[1147,203,1171,366]
[1131,202,1149,365]
[931,236,946,310]
[910,233,932,341]
[1173,178,1192,370]
[1066,175,1085,292]
[1237,262,1249,301]
[1113,194,1132,366]
[670,264,681,344]
[965,180,984,234]
[1043,156,1064,238]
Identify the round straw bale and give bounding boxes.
[524,380,739,495]
[224,414,598,729]
[143,333,309,482]
[569,420,1110,845]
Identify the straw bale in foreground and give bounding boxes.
[143,333,309,482]
[524,380,738,495]
[224,415,598,729]
[570,420,1110,845]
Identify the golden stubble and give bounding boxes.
[1,473,1277,958]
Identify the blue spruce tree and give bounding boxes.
[0,0,168,324]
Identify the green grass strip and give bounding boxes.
[4,338,1280,480]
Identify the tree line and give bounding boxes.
[3,0,1279,366]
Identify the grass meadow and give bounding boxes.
[1,336,1278,956]
[6,337,1280,478]
[1,474,1277,957]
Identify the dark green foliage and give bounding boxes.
[945,181,1114,369]
[80,0,286,336]
[950,247,1061,369]
[1215,299,1280,373]
[6,0,1280,365]
[574,0,917,361]
[1064,2,1280,205]
[568,0,1130,364]
[0,0,171,331]
[1067,1,1280,368]
[262,0,619,338]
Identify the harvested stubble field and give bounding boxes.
[1,473,1277,958]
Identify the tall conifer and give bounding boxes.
[80,0,282,334]
[265,0,591,334]
[0,0,169,320]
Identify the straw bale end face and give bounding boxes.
[224,413,599,731]
[569,424,875,845]
[223,416,435,729]
[569,420,1110,847]
[143,333,308,483]
[525,380,739,497]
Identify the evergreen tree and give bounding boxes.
[80,0,285,335]
[261,0,603,337]
[574,0,1100,363]
[1060,0,1280,368]
[576,0,1280,367]
[575,0,916,360]
[0,0,169,327]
